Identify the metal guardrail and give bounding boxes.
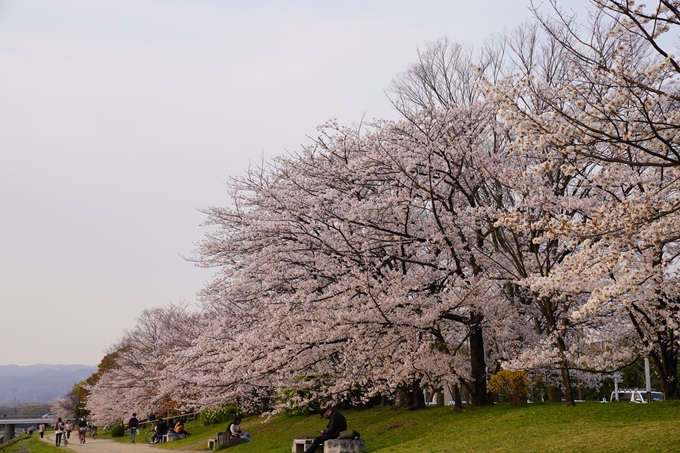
[137,412,199,428]
[0,417,47,420]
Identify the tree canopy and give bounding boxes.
[84,1,680,423]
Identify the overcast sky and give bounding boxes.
[0,0,592,367]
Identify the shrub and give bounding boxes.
[276,374,334,415]
[489,370,530,406]
[110,423,125,437]
[200,405,238,425]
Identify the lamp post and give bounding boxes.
[644,353,652,403]
[613,376,619,401]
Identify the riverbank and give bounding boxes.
[105,401,680,452]
[5,402,679,453]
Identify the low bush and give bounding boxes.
[488,370,530,406]
[110,423,125,437]
[200,405,238,425]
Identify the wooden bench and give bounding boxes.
[227,437,249,447]
[216,432,249,448]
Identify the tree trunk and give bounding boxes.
[396,379,426,410]
[448,383,463,411]
[547,385,561,403]
[555,334,576,406]
[436,391,445,406]
[559,361,575,406]
[468,318,489,406]
[540,298,575,407]
[652,348,679,400]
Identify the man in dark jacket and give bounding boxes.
[153,417,169,443]
[128,413,139,443]
[304,408,347,453]
[157,418,168,433]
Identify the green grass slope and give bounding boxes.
[0,437,61,453]
[112,401,680,452]
[212,402,680,452]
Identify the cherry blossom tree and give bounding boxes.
[51,388,80,421]
[84,1,680,413]
[495,0,680,398]
[388,28,605,406]
[85,304,203,424]
[186,109,509,409]
[184,31,593,411]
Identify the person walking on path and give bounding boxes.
[38,423,45,439]
[65,420,73,440]
[78,418,88,444]
[54,418,64,447]
[40,428,162,453]
[303,408,346,453]
[128,413,140,443]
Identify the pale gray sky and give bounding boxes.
[0,0,591,366]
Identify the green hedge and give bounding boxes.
[110,424,125,437]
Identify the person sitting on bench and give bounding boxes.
[304,408,346,453]
[174,421,191,436]
[229,417,250,441]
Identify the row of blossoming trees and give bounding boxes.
[85,0,680,424]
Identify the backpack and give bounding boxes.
[338,430,360,439]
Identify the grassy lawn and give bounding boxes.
[0,437,62,453]
[107,401,680,452]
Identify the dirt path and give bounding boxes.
[39,432,194,453]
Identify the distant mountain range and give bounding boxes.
[0,364,97,404]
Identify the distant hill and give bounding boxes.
[0,364,97,405]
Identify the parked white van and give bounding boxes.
[610,389,664,403]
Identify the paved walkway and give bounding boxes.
[40,432,172,453]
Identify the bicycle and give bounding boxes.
[78,427,87,444]
[145,429,162,444]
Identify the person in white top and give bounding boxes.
[229,417,250,441]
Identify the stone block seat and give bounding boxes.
[162,433,175,443]
[292,437,315,453]
[292,432,365,453]
[323,438,366,453]
[162,432,186,443]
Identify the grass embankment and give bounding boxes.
[0,437,61,453]
[112,401,680,452]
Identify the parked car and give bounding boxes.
[610,389,664,403]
